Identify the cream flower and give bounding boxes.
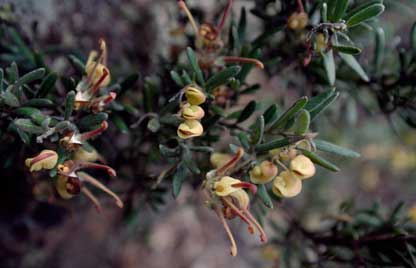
[25,150,58,172]
[272,171,302,198]
[249,160,278,184]
[177,119,203,139]
[290,155,315,179]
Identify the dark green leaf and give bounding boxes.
[309,91,339,121]
[24,98,54,107]
[263,104,278,125]
[67,54,86,75]
[267,97,308,131]
[332,45,362,55]
[251,116,265,145]
[186,47,204,86]
[237,132,250,150]
[299,149,340,172]
[78,113,108,130]
[119,73,139,96]
[374,27,385,76]
[294,109,310,135]
[2,90,20,107]
[14,118,44,134]
[257,184,273,208]
[170,70,184,87]
[14,107,47,125]
[172,163,188,198]
[205,66,241,92]
[346,4,385,28]
[237,100,256,123]
[331,0,349,22]
[411,22,416,53]
[111,114,129,133]
[322,49,336,85]
[38,72,57,97]
[15,68,45,87]
[314,139,360,158]
[64,91,75,120]
[339,53,369,82]
[255,138,292,153]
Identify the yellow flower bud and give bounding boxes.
[74,147,100,162]
[210,153,232,169]
[315,33,327,52]
[272,171,302,198]
[56,175,82,199]
[25,150,58,172]
[185,85,206,105]
[287,12,308,30]
[85,58,111,88]
[249,160,278,184]
[214,176,242,196]
[290,155,315,179]
[177,119,204,139]
[181,103,205,120]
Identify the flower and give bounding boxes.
[60,121,108,151]
[315,33,327,52]
[184,85,206,105]
[181,103,205,120]
[210,153,232,169]
[25,150,58,172]
[214,176,257,197]
[287,12,308,30]
[177,119,204,139]
[74,39,116,112]
[56,174,82,199]
[289,155,315,179]
[249,160,278,184]
[74,147,103,163]
[272,170,302,198]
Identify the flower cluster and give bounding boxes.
[74,39,117,113]
[177,85,206,139]
[206,148,266,257]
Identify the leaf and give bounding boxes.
[321,2,328,22]
[305,88,335,112]
[332,45,362,55]
[111,114,129,133]
[24,98,54,107]
[331,0,349,22]
[64,91,75,120]
[294,109,310,135]
[255,138,291,153]
[67,54,86,75]
[186,47,204,86]
[237,100,256,123]
[15,68,45,87]
[14,107,47,125]
[159,144,180,158]
[182,146,201,174]
[339,52,369,82]
[263,104,278,125]
[309,91,339,121]
[374,26,385,76]
[238,7,247,43]
[251,116,265,145]
[411,22,416,53]
[267,97,308,131]
[322,49,336,85]
[1,90,20,107]
[181,70,192,85]
[9,122,30,144]
[237,132,250,150]
[170,70,184,87]
[37,72,57,97]
[345,0,383,20]
[119,73,139,96]
[314,139,360,158]
[205,66,241,92]
[257,184,273,208]
[0,69,3,91]
[78,113,108,130]
[299,149,340,172]
[172,163,188,198]
[346,3,385,28]
[14,118,44,134]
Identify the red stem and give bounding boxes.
[217,0,233,34]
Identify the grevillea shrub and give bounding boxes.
[1,0,416,267]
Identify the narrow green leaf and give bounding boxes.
[294,109,310,135]
[238,7,247,43]
[182,146,201,174]
[181,70,192,85]
[257,184,273,209]
[205,66,241,92]
[345,0,383,20]
[237,132,250,150]
[255,138,292,153]
[332,0,349,22]
[305,88,335,112]
[237,100,256,123]
[374,27,385,76]
[15,68,45,87]
[38,72,57,97]
[172,163,188,198]
[118,73,139,96]
[64,91,75,120]
[267,97,308,131]
[339,53,369,82]
[263,104,278,125]
[332,45,362,55]
[78,112,108,130]
[1,90,20,107]
[410,22,416,54]
[309,92,339,121]
[14,118,44,134]
[251,116,265,145]
[314,139,360,158]
[9,122,30,144]
[14,107,47,125]
[68,55,86,75]
[346,4,385,28]
[321,2,328,22]
[299,149,340,172]
[322,49,336,85]
[0,69,3,91]
[111,114,129,133]
[186,47,204,86]
[170,70,184,87]
[24,98,54,107]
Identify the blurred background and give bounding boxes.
[1,0,416,267]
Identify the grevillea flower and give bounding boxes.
[249,160,278,184]
[177,119,204,139]
[287,12,308,30]
[56,160,123,212]
[181,103,205,120]
[210,153,232,169]
[272,170,302,198]
[60,121,108,151]
[184,85,206,106]
[289,155,315,179]
[74,39,116,112]
[205,147,267,256]
[25,150,58,172]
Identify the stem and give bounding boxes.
[75,161,116,177]
[222,56,264,69]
